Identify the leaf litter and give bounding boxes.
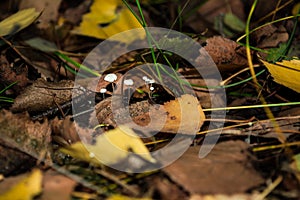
[0,0,300,199]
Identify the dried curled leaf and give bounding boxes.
[197,36,248,71]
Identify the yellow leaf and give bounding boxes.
[261,59,300,93]
[292,3,300,17]
[0,169,42,200]
[0,8,41,36]
[123,94,205,134]
[60,125,155,167]
[72,0,144,43]
[59,141,102,167]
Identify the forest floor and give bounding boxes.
[0,0,300,200]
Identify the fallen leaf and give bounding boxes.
[60,125,156,169]
[63,1,91,24]
[293,154,300,171]
[197,0,246,24]
[163,141,264,194]
[40,170,76,200]
[107,194,151,200]
[157,94,205,134]
[266,43,288,62]
[0,142,35,176]
[0,169,42,200]
[51,116,82,145]
[292,3,300,17]
[197,36,249,71]
[186,0,245,37]
[19,0,61,29]
[261,59,300,93]
[72,0,144,43]
[223,13,245,33]
[150,176,188,200]
[93,94,205,134]
[254,25,288,49]
[0,8,41,36]
[0,54,29,93]
[290,153,300,183]
[0,110,51,175]
[59,141,102,166]
[11,79,75,113]
[25,37,58,52]
[189,193,259,200]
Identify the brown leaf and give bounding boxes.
[0,142,35,176]
[11,79,75,113]
[40,170,77,200]
[19,0,62,29]
[253,25,288,49]
[151,176,188,200]
[185,0,245,37]
[0,54,29,94]
[63,0,92,25]
[93,94,205,134]
[197,36,248,71]
[197,0,246,24]
[51,116,92,145]
[51,116,81,144]
[189,193,259,200]
[163,140,264,194]
[0,110,51,165]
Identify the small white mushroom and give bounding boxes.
[104,73,118,82]
[100,88,107,93]
[150,86,155,91]
[148,79,155,84]
[142,76,155,84]
[124,79,134,86]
